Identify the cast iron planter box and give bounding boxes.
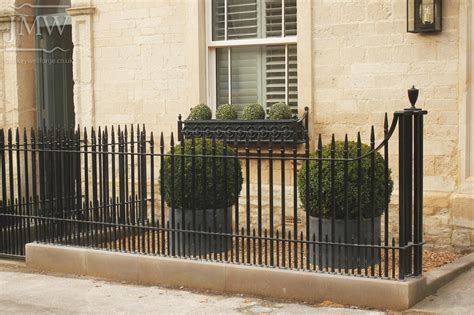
[178,107,309,144]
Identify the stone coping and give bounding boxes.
[424,252,474,295]
[22,244,474,311]
[25,243,434,311]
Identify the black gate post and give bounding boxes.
[398,86,427,279]
[412,92,428,277]
[397,109,409,280]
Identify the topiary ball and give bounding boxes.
[216,104,238,120]
[187,104,212,120]
[298,141,393,219]
[160,138,243,210]
[268,102,293,120]
[242,103,266,120]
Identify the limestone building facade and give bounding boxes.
[0,0,472,249]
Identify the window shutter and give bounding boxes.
[284,0,297,36]
[216,47,261,114]
[212,0,298,114]
[227,0,259,39]
[213,0,296,40]
[265,0,297,37]
[287,44,298,108]
[265,0,282,37]
[216,48,230,106]
[212,0,226,40]
[230,46,261,112]
[265,44,298,112]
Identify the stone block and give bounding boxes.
[451,229,471,247]
[451,194,474,229]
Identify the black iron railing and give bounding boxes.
[0,106,426,280]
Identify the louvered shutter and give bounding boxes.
[230,46,261,112]
[216,47,261,114]
[213,0,259,40]
[227,0,259,39]
[216,48,230,106]
[212,0,226,40]
[265,0,297,37]
[287,44,298,109]
[265,0,282,37]
[284,0,297,36]
[265,44,298,112]
[212,0,298,114]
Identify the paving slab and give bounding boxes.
[2,259,473,314]
[407,268,474,315]
[0,265,382,314]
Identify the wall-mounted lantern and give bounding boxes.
[407,0,442,33]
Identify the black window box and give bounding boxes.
[178,107,309,144]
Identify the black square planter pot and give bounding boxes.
[309,216,381,270]
[168,207,232,257]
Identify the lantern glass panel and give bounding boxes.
[407,0,442,33]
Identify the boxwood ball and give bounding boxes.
[216,104,238,120]
[242,103,266,120]
[160,138,243,210]
[268,102,293,120]
[298,141,393,219]
[187,104,212,120]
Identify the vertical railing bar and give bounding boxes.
[129,126,134,230]
[179,136,186,257]
[170,133,176,257]
[370,126,376,276]
[212,135,217,261]
[317,135,323,271]
[343,135,349,274]
[23,129,31,244]
[304,132,310,270]
[233,137,239,263]
[330,135,336,273]
[269,135,274,267]
[160,133,165,255]
[356,133,362,275]
[150,132,155,255]
[190,135,196,258]
[111,127,117,249]
[292,135,298,268]
[280,139,286,268]
[223,134,229,262]
[383,114,390,277]
[257,136,262,265]
[245,136,250,264]
[31,129,38,242]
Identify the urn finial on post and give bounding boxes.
[408,86,419,109]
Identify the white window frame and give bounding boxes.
[205,0,298,113]
[459,0,474,193]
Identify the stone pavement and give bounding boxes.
[0,260,473,314]
[0,262,380,314]
[406,267,474,315]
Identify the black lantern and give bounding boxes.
[407,0,442,33]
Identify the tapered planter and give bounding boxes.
[169,207,232,257]
[309,216,381,270]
